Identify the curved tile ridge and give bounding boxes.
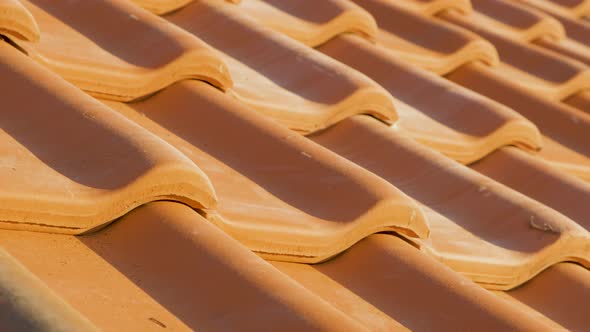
[565,89,590,113]
[397,0,473,16]
[0,0,39,41]
[311,115,590,290]
[130,0,194,14]
[132,0,240,15]
[318,34,542,164]
[467,0,565,42]
[0,202,368,331]
[520,0,590,18]
[81,202,368,331]
[0,42,217,234]
[533,7,590,66]
[15,0,232,102]
[443,11,590,100]
[275,235,560,331]
[234,0,378,47]
[161,0,397,134]
[352,0,498,75]
[103,80,428,263]
[0,248,99,331]
[448,62,590,181]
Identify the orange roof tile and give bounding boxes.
[17,0,232,101]
[0,0,590,330]
[520,0,590,18]
[165,0,397,133]
[398,0,473,15]
[318,35,541,163]
[0,42,216,233]
[0,0,39,41]
[236,0,378,47]
[353,0,499,74]
[103,81,428,262]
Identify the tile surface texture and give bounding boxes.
[0,0,589,330]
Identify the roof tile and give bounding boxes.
[275,234,555,331]
[16,0,232,101]
[353,0,498,74]
[236,0,378,47]
[162,0,397,133]
[566,89,590,112]
[0,202,368,331]
[503,262,590,331]
[103,81,428,262]
[448,62,590,180]
[310,116,590,289]
[519,0,590,17]
[0,0,39,41]
[473,147,590,231]
[0,0,589,329]
[0,248,98,331]
[318,34,541,164]
[469,0,566,41]
[0,42,216,233]
[398,0,473,15]
[442,10,590,100]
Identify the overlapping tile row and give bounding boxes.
[16,0,232,101]
[0,0,589,330]
[236,0,378,47]
[0,41,218,233]
[227,0,542,164]
[520,0,590,18]
[0,0,426,260]
[147,0,588,290]
[102,81,428,262]
[134,0,587,320]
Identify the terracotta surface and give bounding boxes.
[448,62,590,181]
[130,0,194,14]
[442,10,590,100]
[311,116,590,289]
[318,34,541,164]
[0,0,589,329]
[398,0,473,15]
[472,147,590,232]
[566,89,590,112]
[131,0,242,14]
[0,0,38,41]
[503,262,590,331]
[103,81,428,263]
[0,42,216,233]
[469,0,566,41]
[235,0,378,47]
[352,0,498,75]
[160,0,397,134]
[532,4,590,65]
[520,0,590,17]
[0,202,368,331]
[0,248,99,331]
[15,0,232,101]
[274,234,554,331]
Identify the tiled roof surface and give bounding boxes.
[0,0,589,331]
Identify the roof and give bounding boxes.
[0,0,589,330]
